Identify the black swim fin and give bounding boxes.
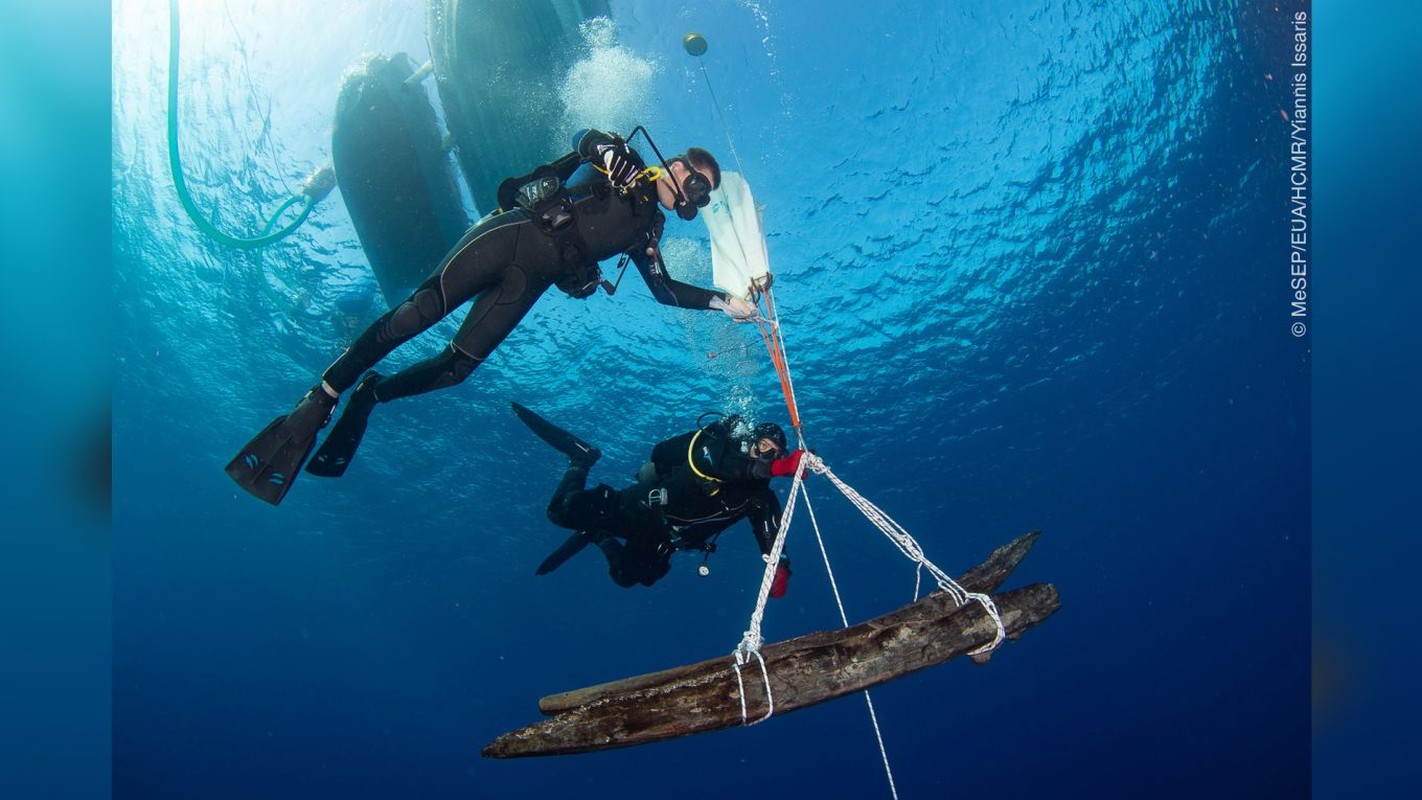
[510,402,601,467]
[536,530,597,575]
[226,386,337,505]
[307,371,382,478]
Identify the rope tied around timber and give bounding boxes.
[715,172,1002,800]
[728,453,1007,725]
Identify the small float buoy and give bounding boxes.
[683,31,708,57]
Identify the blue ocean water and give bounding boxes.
[112,1,1309,798]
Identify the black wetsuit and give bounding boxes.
[322,129,725,399]
[547,420,783,588]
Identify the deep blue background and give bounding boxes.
[108,1,1309,798]
[34,0,1422,797]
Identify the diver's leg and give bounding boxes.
[305,370,382,477]
[230,216,524,499]
[627,525,675,587]
[307,272,543,476]
[304,271,496,477]
[225,383,338,504]
[536,483,619,577]
[637,555,672,587]
[597,538,671,588]
[320,280,446,394]
[596,539,641,588]
[370,264,550,401]
[511,402,602,467]
[321,213,526,393]
[546,483,617,531]
[302,218,534,476]
[548,465,592,521]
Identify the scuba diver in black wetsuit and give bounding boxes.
[227,128,759,505]
[511,402,804,593]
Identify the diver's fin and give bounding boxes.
[226,387,336,505]
[511,402,601,467]
[307,371,382,478]
[536,531,597,575]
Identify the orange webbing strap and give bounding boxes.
[754,286,801,431]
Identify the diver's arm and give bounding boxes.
[750,491,792,598]
[651,431,693,468]
[649,431,697,474]
[630,231,725,309]
[717,452,770,482]
[573,129,643,191]
[572,128,618,159]
[746,491,784,557]
[635,430,688,483]
[719,448,807,481]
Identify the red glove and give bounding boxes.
[769,559,792,599]
[769,449,805,478]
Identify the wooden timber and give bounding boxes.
[483,531,1056,758]
[536,530,1040,716]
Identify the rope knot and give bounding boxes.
[730,643,774,725]
[735,633,763,663]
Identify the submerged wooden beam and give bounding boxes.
[484,531,1056,759]
[536,530,1041,716]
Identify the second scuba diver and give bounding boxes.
[512,402,804,593]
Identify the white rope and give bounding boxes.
[860,692,900,800]
[732,647,774,725]
[801,484,848,626]
[808,457,1007,655]
[734,455,807,657]
[696,47,898,799]
[695,58,749,181]
[802,477,899,800]
[734,293,910,797]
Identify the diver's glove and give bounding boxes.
[709,294,757,321]
[594,140,641,193]
[770,558,792,599]
[769,449,805,478]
